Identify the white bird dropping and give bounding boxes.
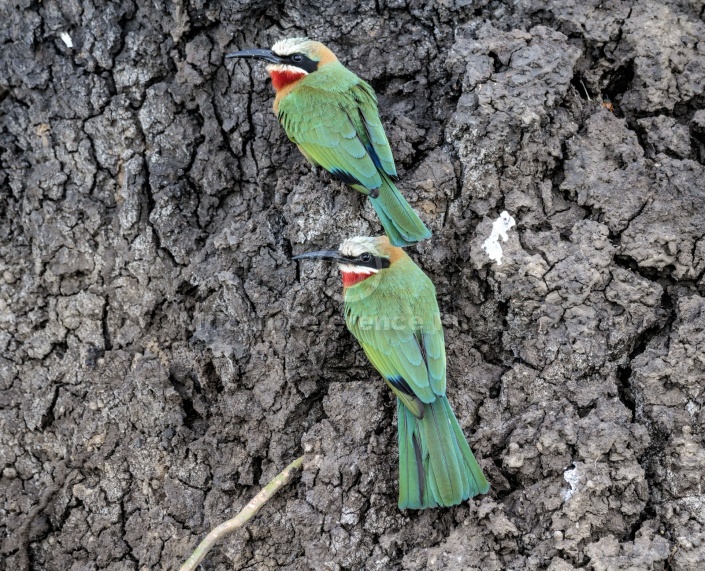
[60,32,73,48]
[561,463,581,502]
[483,211,516,265]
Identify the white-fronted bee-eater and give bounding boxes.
[226,38,432,247]
[293,236,489,509]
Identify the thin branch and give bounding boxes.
[580,78,592,102]
[179,455,304,571]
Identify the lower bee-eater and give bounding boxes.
[293,236,489,509]
[226,38,432,247]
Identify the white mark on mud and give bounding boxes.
[483,211,516,265]
[562,463,581,502]
[60,32,73,48]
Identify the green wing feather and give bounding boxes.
[278,84,386,193]
[349,316,436,404]
[422,323,446,395]
[353,82,397,177]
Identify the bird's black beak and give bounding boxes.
[292,250,346,263]
[225,48,282,64]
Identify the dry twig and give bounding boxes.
[179,455,304,571]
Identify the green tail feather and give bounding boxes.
[397,397,489,509]
[369,177,431,247]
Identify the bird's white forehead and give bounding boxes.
[339,236,384,258]
[271,37,310,56]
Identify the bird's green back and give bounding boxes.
[277,62,398,192]
[343,256,447,411]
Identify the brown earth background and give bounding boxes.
[2,0,705,569]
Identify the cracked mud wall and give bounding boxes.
[1,0,704,569]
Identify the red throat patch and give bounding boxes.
[269,70,306,90]
[341,271,373,288]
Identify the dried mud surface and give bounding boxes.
[2,1,705,570]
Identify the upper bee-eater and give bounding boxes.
[293,236,489,509]
[226,38,432,247]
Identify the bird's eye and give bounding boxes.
[291,53,304,62]
[360,253,372,263]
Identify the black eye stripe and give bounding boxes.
[271,51,319,73]
[342,253,391,270]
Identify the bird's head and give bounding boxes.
[226,38,338,91]
[293,236,403,289]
